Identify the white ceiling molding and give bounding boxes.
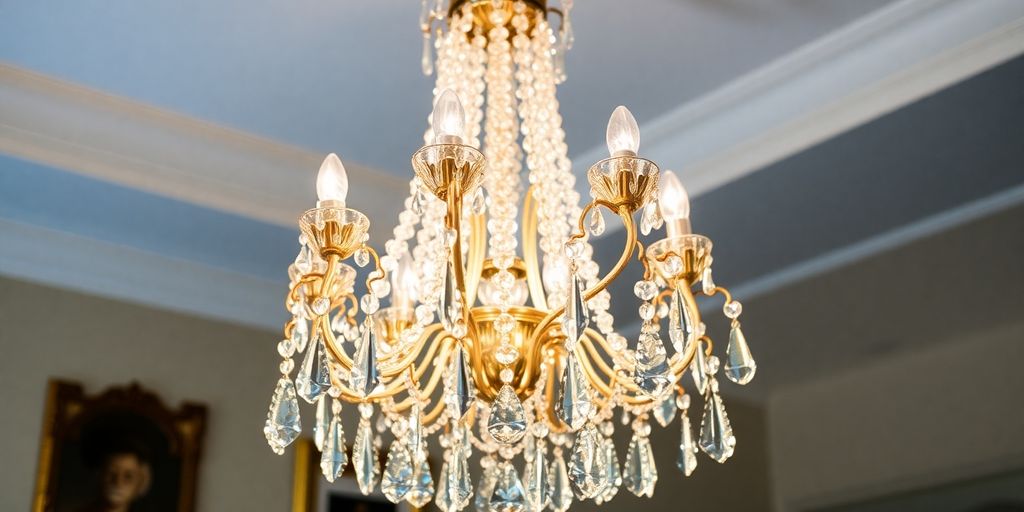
[0,63,406,238]
[576,0,1024,209]
[0,218,284,330]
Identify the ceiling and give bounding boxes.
[1,0,1023,397]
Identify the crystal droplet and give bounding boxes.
[549,454,574,512]
[668,287,695,353]
[447,346,476,420]
[353,418,380,494]
[556,352,592,431]
[349,319,383,398]
[523,439,549,510]
[490,462,528,512]
[314,396,330,451]
[568,424,606,499]
[435,461,456,512]
[634,332,673,399]
[725,324,756,385]
[407,455,434,507]
[421,31,434,76]
[640,202,656,236]
[677,405,698,476]
[623,434,658,497]
[296,332,331,403]
[439,260,459,332]
[588,208,606,236]
[653,389,678,428]
[291,317,309,353]
[264,377,301,454]
[471,187,486,215]
[408,402,424,462]
[475,463,497,512]
[690,339,709,395]
[561,271,589,346]
[600,435,621,502]
[382,441,414,502]
[453,444,473,508]
[294,246,313,274]
[552,43,567,84]
[487,384,527,444]
[354,247,370,268]
[699,381,736,463]
[320,401,348,481]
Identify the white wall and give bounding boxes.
[0,276,292,511]
[768,321,1024,511]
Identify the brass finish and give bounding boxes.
[480,257,527,280]
[374,307,415,345]
[586,156,660,213]
[299,207,369,259]
[411,143,486,201]
[448,0,547,34]
[646,234,713,285]
[465,305,549,401]
[521,185,549,310]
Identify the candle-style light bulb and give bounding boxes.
[432,89,466,144]
[392,252,419,309]
[658,170,691,237]
[606,105,640,156]
[316,153,349,207]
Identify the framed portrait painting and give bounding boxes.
[31,379,207,512]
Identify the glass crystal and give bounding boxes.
[264,377,301,454]
[664,255,683,276]
[699,381,736,463]
[296,332,331,403]
[353,418,380,494]
[382,441,414,502]
[677,405,698,476]
[599,435,621,502]
[439,260,459,332]
[499,367,514,383]
[723,300,743,319]
[640,201,657,236]
[495,344,519,365]
[407,455,434,507]
[291,318,309,354]
[354,247,370,267]
[421,30,434,76]
[487,384,527,444]
[361,293,380,314]
[321,402,348,482]
[311,296,330,316]
[725,324,756,385]
[634,332,673,398]
[408,402,424,462]
[278,338,295,358]
[472,187,486,215]
[568,424,606,499]
[523,439,549,510]
[561,271,589,345]
[447,346,476,420]
[490,462,528,512]
[435,461,457,512]
[349,319,383,398]
[279,359,294,375]
[701,267,715,295]
[623,434,657,498]
[653,389,678,427]
[549,453,573,512]
[588,208,606,236]
[475,463,497,512]
[690,340,709,395]
[668,288,695,352]
[633,280,657,301]
[556,352,592,431]
[294,246,313,274]
[314,396,330,451]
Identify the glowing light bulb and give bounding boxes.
[392,253,419,309]
[316,153,349,206]
[658,170,691,237]
[432,89,466,144]
[606,105,640,156]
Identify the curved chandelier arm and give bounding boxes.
[520,187,548,310]
[463,212,488,307]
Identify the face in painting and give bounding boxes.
[101,453,149,507]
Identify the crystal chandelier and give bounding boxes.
[264,1,757,509]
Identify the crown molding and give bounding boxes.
[577,0,1024,209]
[0,64,406,239]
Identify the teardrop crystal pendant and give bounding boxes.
[421,30,434,76]
[313,395,330,451]
[556,352,592,431]
[653,389,678,428]
[690,339,709,395]
[490,462,528,512]
[699,381,736,463]
[640,201,658,236]
[471,187,486,215]
[599,435,621,502]
[668,288,695,353]
[623,433,658,498]
[349,319,383,398]
[447,346,477,421]
[264,377,302,454]
[439,260,459,332]
[561,271,589,347]
[320,400,348,482]
[549,453,574,512]
[568,424,606,499]
[588,208,606,236]
[382,441,414,503]
[451,434,473,508]
[353,418,380,494]
[435,461,457,512]
[296,332,331,403]
[677,401,698,476]
[634,332,673,399]
[476,462,498,512]
[724,323,756,385]
[292,317,310,353]
[523,439,549,510]
[407,455,434,507]
[487,384,527,444]
[408,402,424,462]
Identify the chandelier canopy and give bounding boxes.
[264,1,757,510]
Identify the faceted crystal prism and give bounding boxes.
[489,463,528,512]
[435,462,458,512]
[487,385,527,444]
[264,377,302,454]
[556,352,593,431]
[699,381,736,463]
[668,288,695,353]
[568,424,606,499]
[382,441,414,502]
[292,317,310,354]
[450,436,473,508]
[599,435,621,503]
[561,271,589,346]
[320,403,348,482]
[476,463,497,512]
[690,339,709,395]
[653,389,678,428]
[523,439,549,510]
[549,454,574,512]
[349,319,383,398]
[677,406,698,476]
[447,347,477,421]
[724,324,757,385]
[353,418,380,494]
[407,455,434,508]
[313,395,330,451]
[439,261,459,332]
[408,402,424,463]
[634,332,673,398]
[296,332,331,403]
[623,434,658,498]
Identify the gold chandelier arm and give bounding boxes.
[391,336,456,416]
[463,212,488,307]
[521,185,548,310]
[379,323,446,377]
[360,244,387,292]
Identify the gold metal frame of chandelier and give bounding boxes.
[448,0,548,32]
